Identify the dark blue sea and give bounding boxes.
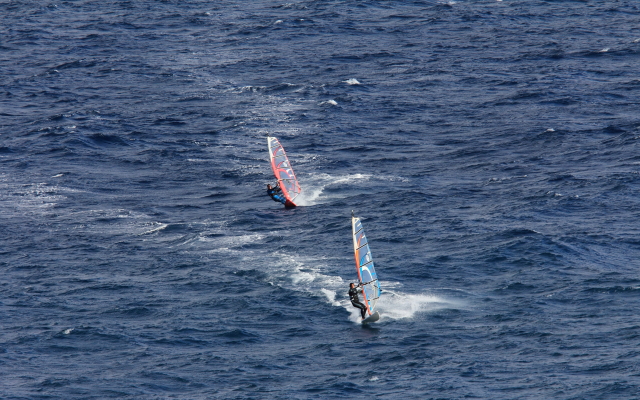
[2,1,640,398]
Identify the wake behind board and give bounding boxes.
[352,211,382,324]
[267,136,301,208]
[362,311,380,324]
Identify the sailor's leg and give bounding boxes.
[352,301,367,318]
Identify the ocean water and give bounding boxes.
[2,0,640,398]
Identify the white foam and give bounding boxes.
[599,48,610,53]
[332,173,371,184]
[237,85,266,93]
[488,175,528,184]
[294,172,373,206]
[197,233,265,249]
[344,78,360,85]
[258,251,345,297]
[140,223,168,235]
[320,288,341,306]
[291,270,315,285]
[63,328,74,335]
[377,291,459,320]
[344,290,461,323]
[294,186,324,206]
[295,172,409,206]
[187,158,215,162]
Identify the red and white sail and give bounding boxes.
[267,136,301,207]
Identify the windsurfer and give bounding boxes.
[349,282,367,319]
[267,183,286,205]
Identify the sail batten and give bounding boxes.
[360,260,374,268]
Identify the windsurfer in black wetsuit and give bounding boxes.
[267,183,286,205]
[349,282,367,319]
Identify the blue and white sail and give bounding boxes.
[352,213,382,316]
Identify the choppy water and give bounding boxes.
[2,1,640,398]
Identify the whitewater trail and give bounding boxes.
[261,250,461,324]
[295,172,376,206]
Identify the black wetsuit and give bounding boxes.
[349,286,367,319]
